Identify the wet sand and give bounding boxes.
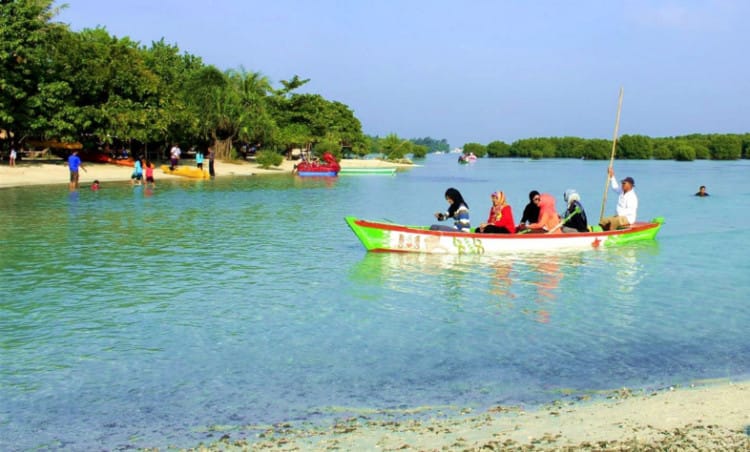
[183,380,750,451]
[0,158,414,188]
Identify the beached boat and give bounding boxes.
[294,152,340,177]
[345,216,664,255]
[339,167,397,175]
[160,165,210,179]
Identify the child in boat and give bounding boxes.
[475,191,516,233]
[430,187,471,232]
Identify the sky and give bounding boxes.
[55,0,749,148]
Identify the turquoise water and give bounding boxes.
[1,155,749,450]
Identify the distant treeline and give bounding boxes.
[462,134,750,161]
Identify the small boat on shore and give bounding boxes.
[160,165,209,179]
[294,152,340,177]
[339,167,397,175]
[345,216,664,255]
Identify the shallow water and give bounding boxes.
[1,155,749,450]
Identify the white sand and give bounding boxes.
[237,380,750,450]
[0,158,413,189]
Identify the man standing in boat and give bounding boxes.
[599,167,638,231]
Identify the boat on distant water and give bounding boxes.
[345,216,664,255]
[339,167,396,175]
[293,152,340,177]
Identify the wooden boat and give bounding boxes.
[294,152,340,177]
[339,167,397,175]
[160,165,210,179]
[345,216,664,255]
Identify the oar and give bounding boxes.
[599,87,624,223]
[547,206,581,234]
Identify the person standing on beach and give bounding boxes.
[195,149,204,170]
[66,150,85,190]
[169,143,181,170]
[207,146,215,177]
[9,146,17,167]
[599,167,638,231]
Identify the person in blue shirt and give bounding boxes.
[66,150,85,190]
[196,149,204,170]
[430,187,471,232]
[131,158,143,185]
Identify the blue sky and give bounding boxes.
[55,0,749,148]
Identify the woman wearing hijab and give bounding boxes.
[516,190,541,231]
[430,187,471,232]
[526,193,562,234]
[476,191,516,234]
[561,189,588,233]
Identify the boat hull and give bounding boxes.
[345,216,664,255]
[160,165,210,179]
[339,167,397,175]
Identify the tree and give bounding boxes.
[708,134,742,160]
[380,133,410,160]
[463,142,487,157]
[410,137,449,153]
[486,140,510,158]
[0,0,67,141]
[617,135,653,159]
[183,66,272,159]
[673,141,696,161]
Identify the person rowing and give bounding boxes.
[599,167,638,231]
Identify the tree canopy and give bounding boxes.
[0,0,366,159]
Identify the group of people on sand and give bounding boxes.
[430,167,639,234]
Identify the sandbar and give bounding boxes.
[0,158,413,189]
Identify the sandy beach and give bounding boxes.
[0,158,414,189]
[191,380,750,451]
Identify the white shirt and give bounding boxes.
[610,177,638,223]
[170,146,181,159]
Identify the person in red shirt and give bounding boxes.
[475,191,516,234]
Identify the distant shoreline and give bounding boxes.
[0,158,414,189]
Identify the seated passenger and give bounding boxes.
[525,193,561,234]
[561,189,588,233]
[430,187,471,232]
[476,191,516,234]
[516,190,541,232]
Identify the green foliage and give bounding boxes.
[555,137,586,158]
[411,144,428,159]
[486,140,510,158]
[461,142,486,158]
[410,137,449,153]
[581,139,611,160]
[255,149,283,168]
[673,142,696,161]
[708,134,742,160]
[380,133,411,160]
[652,142,673,160]
[314,140,341,160]
[618,135,652,159]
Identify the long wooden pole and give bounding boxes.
[599,87,624,222]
